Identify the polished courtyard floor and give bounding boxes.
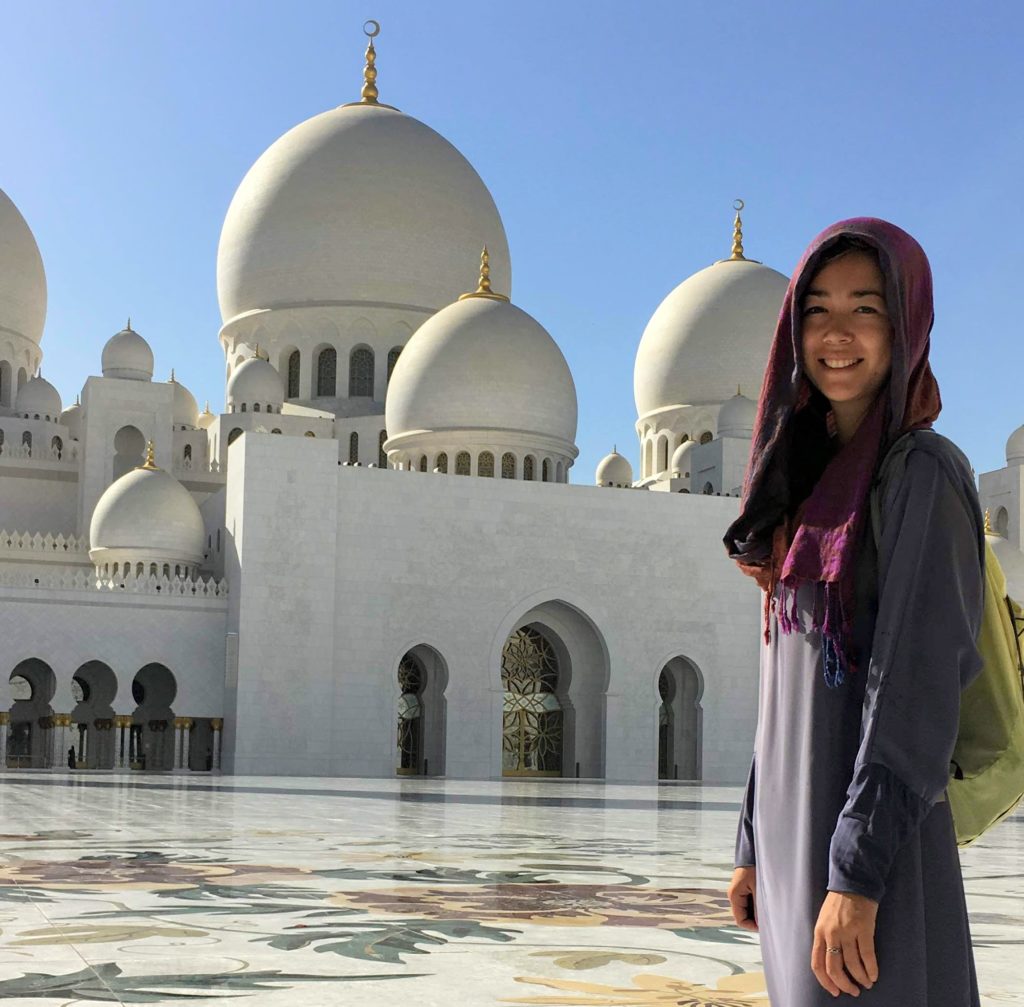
[0,774,1021,1005]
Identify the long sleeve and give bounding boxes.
[735,753,757,868]
[827,446,984,901]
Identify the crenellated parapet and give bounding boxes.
[0,566,228,599]
[0,529,89,557]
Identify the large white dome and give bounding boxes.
[596,450,632,487]
[226,356,284,412]
[102,324,154,381]
[634,258,788,418]
[385,295,577,446]
[217,102,511,325]
[169,374,199,430]
[90,462,204,565]
[15,373,61,419]
[1006,424,1024,466]
[0,187,46,345]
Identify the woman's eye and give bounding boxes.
[802,305,825,316]
[855,305,879,313]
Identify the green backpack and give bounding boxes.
[871,433,1024,847]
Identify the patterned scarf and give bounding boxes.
[723,218,942,686]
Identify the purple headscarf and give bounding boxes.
[723,218,942,686]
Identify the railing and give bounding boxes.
[0,530,89,558]
[0,443,80,464]
[0,567,228,599]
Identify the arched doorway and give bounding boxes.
[70,662,118,769]
[501,627,563,776]
[395,645,448,776]
[113,425,145,480]
[8,660,56,768]
[131,664,176,770]
[656,657,703,780]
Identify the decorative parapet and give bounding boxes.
[0,443,80,465]
[0,530,90,558]
[172,457,224,477]
[0,567,228,599]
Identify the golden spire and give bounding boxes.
[169,368,176,382]
[985,509,995,535]
[730,199,746,260]
[142,441,158,470]
[203,400,211,413]
[458,246,510,302]
[126,316,132,331]
[360,20,380,104]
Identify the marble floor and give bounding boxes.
[0,774,1021,1005]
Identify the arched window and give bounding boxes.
[0,428,5,451]
[699,430,713,445]
[435,452,448,474]
[0,361,10,406]
[501,452,516,479]
[183,444,192,462]
[22,431,31,451]
[304,431,316,438]
[287,350,300,398]
[643,439,653,477]
[227,428,242,445]
[50,436,63,458]
[349,347,375,397]
[455,451,471,475]
[253,403,261,412]
[387,347,402,382]
[542,458,551,482]
[524,455,535,481]
[349,432,359,464]
[702,481,715,495]
[658,438,669,472]
[678,433,690,447]
[317,347,337,397]
[995,507,1010,538]
[419,454,428,472]
[478,451,494,477]
[378,430,387,468]
[555,460,564,482]
[271,428,282,434]
[240,403,247,412]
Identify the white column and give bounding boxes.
[0,713,8,766]
[54,715,69,770]
[211,719,223,771]
[182,719,192,771]
[172,719,184,770]
[115,716,130,769]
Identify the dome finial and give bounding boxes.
[170,368,176,383]
[126,316,132,332]
[985,509,995,535]
[360,20,381,104]
[730,199,746,260]
[142,441,158,470]
[458,246,510,302]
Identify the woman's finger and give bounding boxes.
[842,939,872,990]
[811,937,841,997]
[824,939,860,997]
[858,932,880,985]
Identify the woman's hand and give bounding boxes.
[811,890,879,997]
[727,867,758,931]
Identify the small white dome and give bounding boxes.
[671,439,697,478]
[717,391,758,438]
[1006,424,1024,466]
[89,460,204,566]
[226,356,284,412]
[596,450,632,487]
[196,403,216,430]
[16,373,61,419]
[102,323,154,381]
[217,102,510,325]
[0,187,46,345]
[385,295,577,447]
[168,374,199,429]
[59,399,82,440]
[634,258,788,418]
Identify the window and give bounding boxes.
[702,482,715,495]
[317,347,337,397]
[22,431,31,451]
[435,452,448,474]
[183,444,192,462]
[271,428,282,434]
[240,403,247,412]
[700,430,714,445]
[455,451,471,475]
[478,451,494,477]
[387,347,402,382]
[524,455,535,481]
[349,347,374,397]
[542,458,551,482]
[253,403,260,412]
[419,454,428,472]
[501,452,515,479]
[378,430,387,468]
[287,350,300,398]
[51,436,63,458]
[227,428,242,445]
[0,428,4,451]
[659,438,668,471]
[348,432,359,464]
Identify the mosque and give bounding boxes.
[1,27,1021,782]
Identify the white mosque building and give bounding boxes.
[1,31,1021,782]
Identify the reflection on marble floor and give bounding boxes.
[0,774,1021,1005]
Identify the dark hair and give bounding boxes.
[814,234,880,270]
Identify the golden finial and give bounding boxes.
[458,246,510,302]
[360,20,380,104]
[985,509,995,535]
[126,316,132,331]
[730,199,746,260]
[169,368,176,382]
[142,441,158,470]
[253,343,268,361]
[203,400,211,413]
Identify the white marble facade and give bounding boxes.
[2,35,1023,786]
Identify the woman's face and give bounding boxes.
[801,250,894,422]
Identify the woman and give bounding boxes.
[723,218,984,1004]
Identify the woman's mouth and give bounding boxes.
[820,358,863,370]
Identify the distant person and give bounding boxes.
[723,219,983,1004]
[67,746,76,770]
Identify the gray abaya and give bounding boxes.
[736,432,985,1005]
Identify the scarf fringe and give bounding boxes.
[768,578,849,689]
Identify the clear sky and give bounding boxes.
[3,0,1021,482]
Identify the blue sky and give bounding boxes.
[2,0,1021,481]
